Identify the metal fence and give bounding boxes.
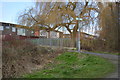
[27,38,73,48]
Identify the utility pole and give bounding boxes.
[76,18,83,52]
[78,20,81,52]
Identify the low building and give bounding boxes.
[0,22,36,40]
[62,32,98,39]
[0,22,64,39]
[79,32,98,40]
[0,22,17,35]
[39,30,63,38]
[63,34,71,38]
[0,22,34,36]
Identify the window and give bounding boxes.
[0,26,3,30]
[17,28,25,36]
[31,31,34,33]
[85,35,89,37]
[12,27,16,32]
[6,26,10,29]
[22,29,25,33]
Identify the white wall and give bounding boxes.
[50,31,58,38]
[0,26,3,31]
[56,32,59,38]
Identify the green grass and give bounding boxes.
[23,52,115,78]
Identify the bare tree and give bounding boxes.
[97,2,120,52]
[17,2,99,47]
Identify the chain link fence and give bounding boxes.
[27,38,74,48]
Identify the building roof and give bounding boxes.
[0,22,34,30]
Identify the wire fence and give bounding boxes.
[27,38,73,48]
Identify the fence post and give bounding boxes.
[61,38,63,48]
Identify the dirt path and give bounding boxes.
[69,50,119,78]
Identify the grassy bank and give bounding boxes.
[23,52,115,78]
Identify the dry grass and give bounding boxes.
[2,40,65,78]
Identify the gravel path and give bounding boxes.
[69,50,119,78]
